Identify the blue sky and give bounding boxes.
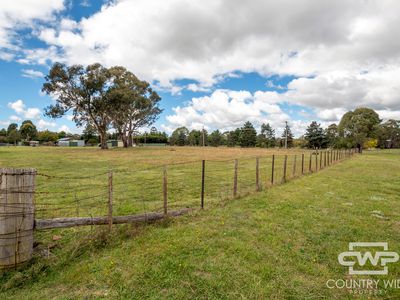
[1,0,400,136]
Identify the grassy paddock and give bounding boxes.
[0,146,316,219]
[1,148,399,298]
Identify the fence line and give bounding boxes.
[0,148,358,268]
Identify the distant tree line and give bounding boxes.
[169,121,294,148]
[1,99,399,150]
[168,108,400,149]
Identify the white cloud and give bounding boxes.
[316,108,347,122]
[165,89,292,134]
[58,125,71,133]
[23,1,399,86]
[24,107,41,119]
[9,115,21,122]
[21,69,45,79]
[8,99,25,114]
[37,119,56,130]
[186,83,211,93]
[0,1,64,50]
[1,0,400,133]
[266,80,285,90]
[7,99,41,119]
[80,0,91,8]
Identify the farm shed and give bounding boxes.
[57,138,85,147]
[106,140,123,148]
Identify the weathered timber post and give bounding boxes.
[163,166,168,215]
[324,151,327,167]
[282,155,287,183]
[309,153,312,172]
[301,154,304,174]
[108,170,113,232]
[201,160,205,208]
[233,159,238,197]
[319,150,322,169]
[0,168,36,269]
[271,155,275,185]
[315,151,318,172]
[292,155,297,177]
[256,157,260,191]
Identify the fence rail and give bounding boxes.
[0,148,357,269]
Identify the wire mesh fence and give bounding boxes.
[24,149,356,222]
[0,149,357,268]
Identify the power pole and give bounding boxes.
[284,121,288,149]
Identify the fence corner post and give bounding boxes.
[0,168,36,269]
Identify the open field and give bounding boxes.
[0,146,310,172]
[1,148,399,298]
[0,146,316,219]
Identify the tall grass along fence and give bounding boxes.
[0,148,357,268]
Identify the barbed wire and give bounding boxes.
[0,150,355,225]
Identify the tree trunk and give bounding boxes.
[100,131,108,149]
[122,134,128,148]
[128,134,133,147]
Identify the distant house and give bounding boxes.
[57,137,85,147]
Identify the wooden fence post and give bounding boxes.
[309,153,312,172]
[331,150,333,163]
[315,151,318,172]
[0,168,36,269]
[108,170,113,232]
[324,151,327,167]
[282,155,287,183]
[320,150,322,169]
[163,166,168,215]
[201,160,205,208]
[271,155,275,185]
[233,159,238,197]
[292,155,297,177]
[256,157,260,191]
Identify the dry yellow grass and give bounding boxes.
[0,146,309,173]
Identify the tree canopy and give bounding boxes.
[338,107,380,148]
[42,63,162,149]
[304,121,327,149]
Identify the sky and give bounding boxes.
[1,0,400,137]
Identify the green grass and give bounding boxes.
[1,148,400,298]
[0,146,316,219]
